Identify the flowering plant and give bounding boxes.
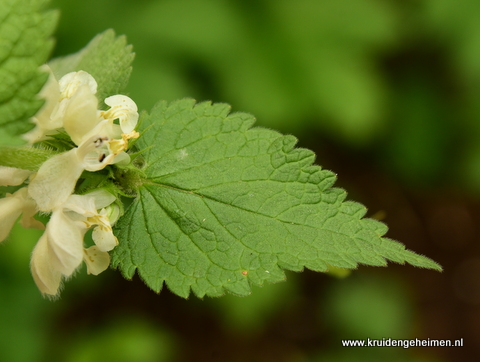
[0,0,441,300]
[1,68,139,296]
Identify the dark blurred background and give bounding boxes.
[1,0,479,361]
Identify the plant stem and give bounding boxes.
[0,146,57,171]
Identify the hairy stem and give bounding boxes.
[0,146,57,171]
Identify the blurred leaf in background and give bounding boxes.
[316,272,441,362]
[419,0,480,193]
[211,272,298,335]
[323,273,413,340]
[0,0,57,145]
[61,317,176,362]
[50,0,400,145]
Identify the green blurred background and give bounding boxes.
[2,0,480,361]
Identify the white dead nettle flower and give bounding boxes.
[0,166,33,186]
[27,74,139,212]
[62,81,100,145]
[22,66,61,144]
[30,232,63,296]
[83,246,111,276]
[30,190,117,296]
[100,95,139,133]
[75,119,136,171]
[62,189,119,252]
[4,67,141,296]
[36,206,85,277]
[28,121,136,212]
[58,70,98,99]
[0,188,44,243]
[23,67,98,144]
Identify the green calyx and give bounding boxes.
[113,160,147,197]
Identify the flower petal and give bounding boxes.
[92,223,118,252]
[28,150,84,211]
[59,71,97,99]
[112,151,130,166]
[34,66,61,125]
[86,189,116,209]
[83,246,110,275]
[103,95,139,133]
[63,84,100,145]
[17,187,44,230]
[22,66,62,143]
[0,193,24,243]
[76,133,116,172]
[0,166,32,186]
[63,193,97,216]
[30,232,62,296]
[0,188,42,242]
[46,209,85,276]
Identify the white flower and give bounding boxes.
[29,190,117,296]
[28,129,133,211]
[22,66,62,143]
[30,232,63,296]
[58,70,97,99]
[40,206,86,276]
[62,82,100,145]
[0,166,33,186]
[76,120,131,171]
[28,149,85,212]
[101,95,139,133]
[27,86,140,211]
[83,246,110,275]
[63,190,118,252]
[0,188,44,243]
[23,67,98,144]
[4,67,141,297]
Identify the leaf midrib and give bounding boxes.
[142,180,360,241]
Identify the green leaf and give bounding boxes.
[112,99,441,299]
[0,0,57,143]
[48,29,135,105]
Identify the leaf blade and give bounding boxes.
[0,0,57,143]
[48,29,135,104]
[112,99,441,298]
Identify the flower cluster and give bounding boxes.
[0,67,139,297]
